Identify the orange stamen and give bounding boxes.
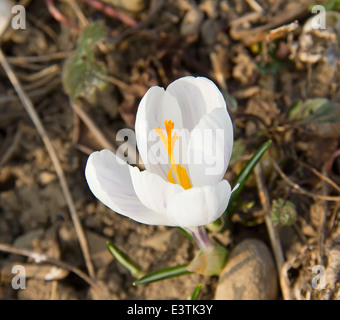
[155,121,191,190]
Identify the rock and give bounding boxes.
[180,4,204,37]
[215,239,278,300]
[201,19,219,46]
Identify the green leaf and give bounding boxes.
[230,140,272,205]
[62,21,109,103]
[188,283,202,300]
[106,242,145,278]
[288,98,329,120]
[222,140,272,225]
[288,99,340,124]
[309,0,340,11]
[306,102,340,123]
[187,244,228,276]
[133,264,192,286]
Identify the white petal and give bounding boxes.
[167,76,227,131]
[85,149,172,225]
[135,86,183,180]
[187,107,233,187]
[166,180,232,228]
[129,165,183,222]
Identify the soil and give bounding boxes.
[0,0,339,300]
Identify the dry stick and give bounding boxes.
[70,101,116,152]
[271,159,340,202]
[245,0,264,13]
[319,166,330,267]
[0,49,95,280]
[80,0,137,27]
[295,158,340,194]
[6,51,74,64]
[71,101,145,170]
[45,0,81,31]
[0,243,108,300]
[254,164,294,300]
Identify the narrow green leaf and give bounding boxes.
[188,283,202,300]
[106,242,145,278]
[133,264,192,286]
[230,140,272,203]
[222,140,272,226]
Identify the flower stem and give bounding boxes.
[186,226,213,252]
[186,226,228,276]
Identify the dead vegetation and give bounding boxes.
[0,0,339,300]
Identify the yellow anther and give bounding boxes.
[155,120,192,190]
[176,164,191,190]
[168,168,175,184]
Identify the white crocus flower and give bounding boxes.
[85,76,233,251]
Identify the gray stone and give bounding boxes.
[215,239,278,300]
[180,4,204,37]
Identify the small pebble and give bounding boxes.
[215,239,278,300]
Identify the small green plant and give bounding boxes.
[62,21,109,103]
[271,199,297,227]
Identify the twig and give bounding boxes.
[319,166,330,266]
[230,1,308,45]
[45,0,81,31]
[106,75,130,91]
[70,100,116,152]
[16,65,60,83]
[271,159,340,202]
[80,0,138,27]
[254,164,294,300]
[0,243,108,300]
[68,0,88,28]
[110,0,165,43]
[295,158,340,194]
[0,49,95,279]
[0,77,61,105]
[6,51,74,64]
[245,0,264,13]
[327,149,340,177]
[70,100,145,170]
[0,125,22,167]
